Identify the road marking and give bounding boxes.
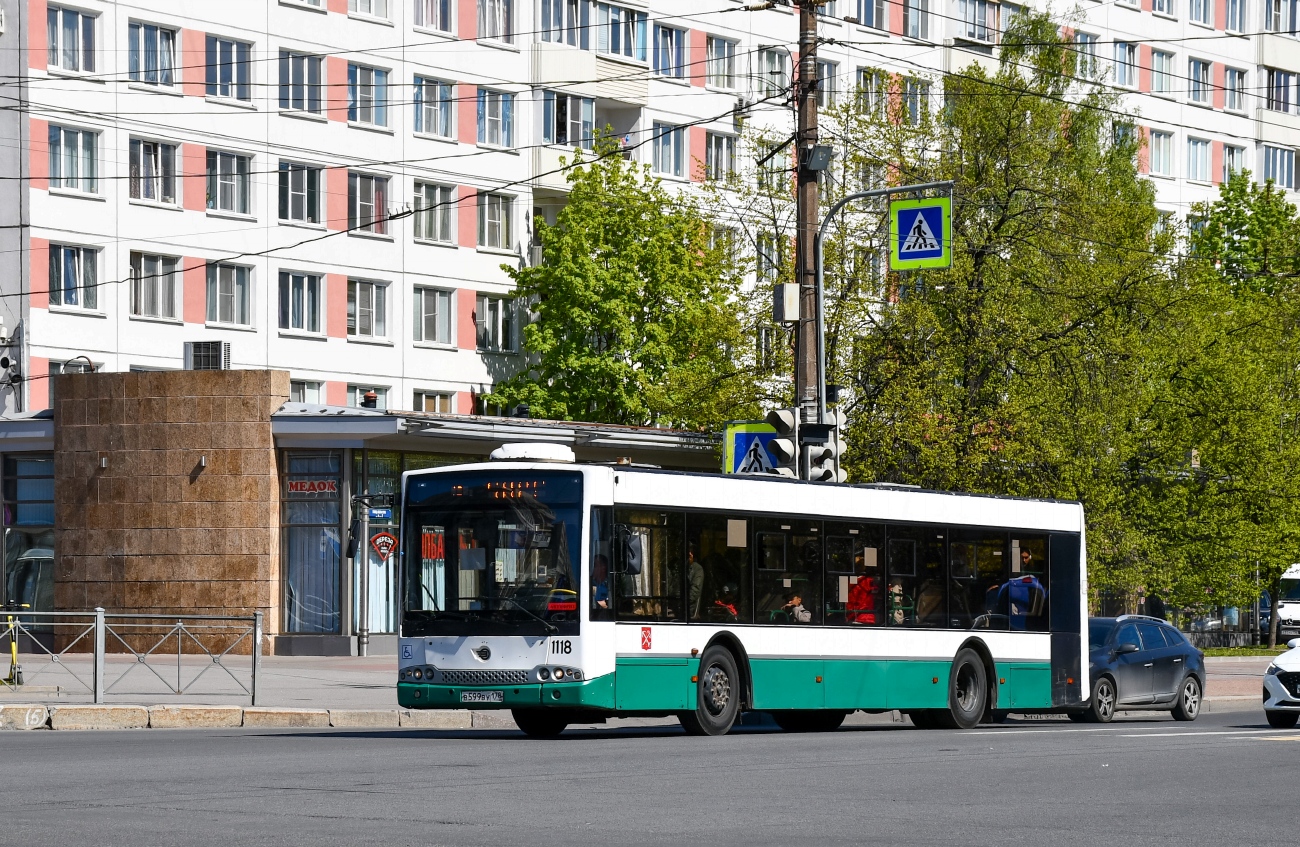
[1118,729,1283,738]
[1251,735,1300,742]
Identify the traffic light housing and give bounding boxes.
[764,408,799,478]
[806,412,848,483]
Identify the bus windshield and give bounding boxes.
[401,470,582,637]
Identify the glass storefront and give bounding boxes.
[283,451,343,633]
[2,455,56,627]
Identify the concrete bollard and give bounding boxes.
[328,709,400,728]
[241,707,331,728]
[49,705,149,731]
[0,704,50,730]
[148,705,245,729]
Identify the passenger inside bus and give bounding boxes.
[782,592,811,623]
[712,583,740,621]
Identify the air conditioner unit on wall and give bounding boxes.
[183,341,231,371]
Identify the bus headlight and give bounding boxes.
[538,668,551,681]
[570,670,582,680]
[413,669,423,680]
[553,667,565,680]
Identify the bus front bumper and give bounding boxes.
[398,674,615,711]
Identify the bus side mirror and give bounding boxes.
[613,526,642,575]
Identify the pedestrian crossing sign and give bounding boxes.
[723,421,778,475]
[890,196,951,270]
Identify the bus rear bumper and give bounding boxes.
[398,673,615,711]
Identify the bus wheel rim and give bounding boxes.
[955,662,978,712]
[702,665,730,716]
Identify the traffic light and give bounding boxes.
[806,412,849,483]
[764,408,799,478]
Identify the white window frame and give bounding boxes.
[1188,59,1211,104]
[206,151,251,216]
[477,89,514,147]
[414,0,453,32]
[479,0,514,42]
[349,0,390,17]
[1268,69,1297,114]
[48,125,97,194]
[1225,0,1244,29]
[348,64,389,127]
[1225,68,1246,111]
[477,192,512,250]
[129,138,178,205]
[128,21,177,87]
[1189,0,1211,24]
[706,36,736,89]
[347,279,387,339]
[756,233,781,284]
[1265,0,1296,33]
[413,287,453,345]
[652,122,684,177]
[705,132,736,181]
[414,77,454,137]
[47,6,96,73]
[959,0,999,43]
[278,162,322,224]
[1263,145,1297,190]
[1187,138,1210,182]
[413,391,454,413]
[1223,145,1246,181]
[857,0,886,28]
[1152,0,1174,15]
[206,263,251,326]
[1150,130,1174,177]
[129,252,179,320]
[653,25,686,79]
[541,0,587,45]
[903,79,929,126]
[205,35,251,101]
[290,380,322,404]
[816,60,837,107]
[348,386,389,409]
[279,51,323,114]
[542,91,595,149]
[48,244,97,310]
[414,182,455,243]
[757,48,788,98]
[278,271,322,333]
[1114,43,1137,88]
[348,172,390,235]
[475,294,515,352]
[1152,51,1174,94]
[1074,33,1098,79]
[594,3,647,61]
[904,0,929,39]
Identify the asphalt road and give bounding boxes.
[1,706,1285,847]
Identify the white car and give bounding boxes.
[1263,638,1300,728]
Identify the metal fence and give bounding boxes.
[1,609,262,705]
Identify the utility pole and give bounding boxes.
[794,0,821,454]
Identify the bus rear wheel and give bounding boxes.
[679,646,740,736]
[512,709,569,738]
[772,710,848,732]
[935,648,987,729]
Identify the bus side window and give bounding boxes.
[753,519,821,625]
[886,526,947,627]
[1009,535,1049,631]
[589,506,613,620]
[825,522,885,626]
[951,531,1009,631]
[612,510,684,622]
[687,512,752,624]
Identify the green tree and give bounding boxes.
[486,140,757,429]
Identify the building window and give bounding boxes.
[1188,59,1211,103]
[1189,0,1211,23]
[902,79,929,125]
[1265,0,1296,32]
[348,64,389,127]
[1225,68,1245,111]
[129,139,177,204]
[757,141,787,191]
[1,455,55,618]
[1225,0,1244,28]
[347,386,389,408]
[350,0,389,16]
[594,3,647,60]
[705,133,735,181]
[477,90,514,147]
[415,0,453,31]
[413,287,453,344]
[1152,0,1173,14]
[48,244,97,310]
[858,0,886,28]
[479,0,513,41]
[959,0,998,42]
[1074,33,1098,79]
[348,173,389,234]
[1114,43,1137,87]
[347,280,387,339]
[282,451,342,634]
[414,183,454,243]
[414,77,453,137]
[128,22,176,86]
[207,263,251,325]
[129,252,178,319]
[816,60,837,107]
[414,391,453,413]
[1187,138,1210,181]
[206,151,251,215]
[652,122,684,177]
[857,67,885,114]
[1264,145,1296,190]
[1150,130,1174,176]
[653,25,686,78]
[541,0,586,44]
[278,162,321,224]
[279,272,322,333]
[205,36,251,100]
[543,91,594,149]
[1224,145,1246,180]
[289,380,322,403]
[279,51,323,113]
[1152,51,1174,94]
[47,6,95,73]
[477,193,512,249]
[475,294,514,352]
[706,36,736,88]
[904,0,929,39]
[756,233,781,283]
[757,48,788,98]
[1268,69,1297,113]
[47,125,97,193]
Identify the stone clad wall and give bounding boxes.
[53,370,289,642]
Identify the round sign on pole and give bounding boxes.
[370,531,398,562]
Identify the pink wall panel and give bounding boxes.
[28,357,49,411]
[326,168,349,230]
[1139,45,1152,92]
[458,287,477,349]
[29,118,48,191]
[182,29,206,98]
[457,391,474,414]
[459,0,477,39]
[328,0,348,13]
[1137,126,1150,174]
[1212,63,1226,109]
[181,144,207,212]
[183,262,207,323]
[326,273,348,338]
[326,381,348,406]
[458,86,478,144]
[457,185,478,248]
[1211,141,1224,184]
[326,57,350,122]
[28,0,45,70]
[30,238,49,309]
[689,30,707,87]
[689,126,707,182]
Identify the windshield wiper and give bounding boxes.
[499,597,558,634]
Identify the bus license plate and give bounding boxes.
[460,690,504,704]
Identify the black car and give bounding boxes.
[1070,615,1206,723]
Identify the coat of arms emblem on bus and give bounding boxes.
[641,627,652,650]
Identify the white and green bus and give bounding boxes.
[397,447,1088,736]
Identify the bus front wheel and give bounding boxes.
[680,646,741,736]
[512,709,569,738]
[937,648,987,729]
